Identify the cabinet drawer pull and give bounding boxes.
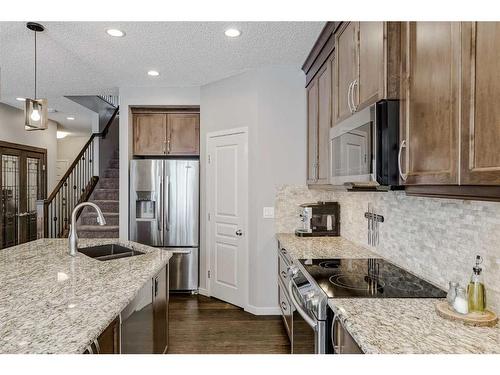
[398,139,408,182]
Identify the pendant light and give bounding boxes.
[24,22,48,131]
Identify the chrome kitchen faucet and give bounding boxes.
[68,202,106,256]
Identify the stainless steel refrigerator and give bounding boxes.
[130,159,199,291]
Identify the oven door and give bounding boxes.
[329,105,376,185]
[288,279,326,354]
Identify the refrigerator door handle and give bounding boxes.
[165,175,170,232]
[158,178,163,232]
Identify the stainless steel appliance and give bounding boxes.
[295,201,340,237]
[329,100,400,189]
[121,265,168,353]
[280,254,447,354]
[287,263,328,354]
[130,159,199,291]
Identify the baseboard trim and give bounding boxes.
[197,287,210,297]
[245,304,281,316]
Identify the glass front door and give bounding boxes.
[0,143,46,249]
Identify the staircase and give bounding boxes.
[78,151,120,238]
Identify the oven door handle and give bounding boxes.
[288,279,318,331]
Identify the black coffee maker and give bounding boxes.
[295,201,340,237]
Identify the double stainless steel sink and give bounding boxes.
[78,244,145,261]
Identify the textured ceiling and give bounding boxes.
[0,22,324,133]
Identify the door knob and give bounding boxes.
[235,229,243,236]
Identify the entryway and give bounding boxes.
[168,294,289,354]
[206,128,248,309]
[0,141,46,249]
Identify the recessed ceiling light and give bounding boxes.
[147,70,160,77]
[106,28,125,37]
[66,116,75,120]
[16,97,26,102]
[225,28,241,38]
[56,131,69,139]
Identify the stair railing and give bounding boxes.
[36,106,119,238]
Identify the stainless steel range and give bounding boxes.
[282,256,446,354]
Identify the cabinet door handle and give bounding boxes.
[398,140,408,182]
[93,339,101,354]
[347,81,354,113]
[351,79,358,112]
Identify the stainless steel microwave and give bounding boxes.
[329,100,400,188]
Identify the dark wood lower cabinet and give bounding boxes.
[84,317,120,354]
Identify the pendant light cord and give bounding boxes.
[34,29,37,99]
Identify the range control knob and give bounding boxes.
[287,265,299,277]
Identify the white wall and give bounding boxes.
[200,67,306,313]
[118,86,201,239]
[0,102,58,192]
[57,136,88,162]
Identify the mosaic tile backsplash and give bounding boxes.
[275,185,500,312]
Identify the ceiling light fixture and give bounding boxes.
[224,28,241,38]
[106,28,125,37]
[56,131,69,139]
[147,70,160,77]
[16,97,26,102]
[66,116,75,120]
[24,22,48,131]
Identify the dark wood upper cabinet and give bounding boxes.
[333,22,400,127]
[400,22,461,185]
[306,58,332,186]
[132,109,200,156]
[460,22,500,185]
[334,22,358,124]
[133,113,167,156]
[317,60,332,184]
[306,78,319,184]
[358,22,385,108]
[167,113,200,155]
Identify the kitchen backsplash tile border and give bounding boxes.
[275,185,500,313]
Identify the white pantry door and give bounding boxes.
[207,129,248,308]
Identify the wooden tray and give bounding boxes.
[435,301,498,327]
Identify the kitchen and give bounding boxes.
[1,0,500,374]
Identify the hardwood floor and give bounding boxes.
[168,294,290,354]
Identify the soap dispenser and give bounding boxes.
[467,255,486,313]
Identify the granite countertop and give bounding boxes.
[276,233,500,354]
[276,233,377,260]
[0,238,171,354]
[329,298,500,354]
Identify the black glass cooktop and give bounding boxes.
[299,258,446,298]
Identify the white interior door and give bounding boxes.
[207,129,248,308]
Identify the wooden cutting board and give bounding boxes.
[435,301,498,327]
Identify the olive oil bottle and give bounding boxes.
[467,255,486,313]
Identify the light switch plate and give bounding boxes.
[263,207,275,219]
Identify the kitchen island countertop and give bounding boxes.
[0,238,171,354]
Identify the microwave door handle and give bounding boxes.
[398,140,408,181]
[288,280,317,330]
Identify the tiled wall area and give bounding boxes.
[275,185,500,312]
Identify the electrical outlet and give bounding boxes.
[263,207,275,219]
